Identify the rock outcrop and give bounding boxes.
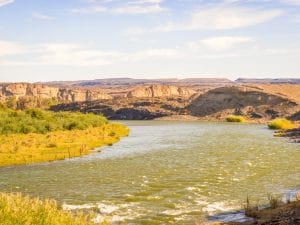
[187,86,299,120]
[126,85,195,98]
[0,83,112,103]
[0,83,59,101]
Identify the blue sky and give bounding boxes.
[0,0,300,82]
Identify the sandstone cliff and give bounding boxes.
[126,85,196,98]
[187,86,299,120]
[0,83,112,103]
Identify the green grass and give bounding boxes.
[0,107,108,135]
[0,124,129,167]
[0,192,108,225]
[226,115,246,123]
[0,107,129,166]
[268,118,296,130]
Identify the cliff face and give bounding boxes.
[0,83,59,100]
[0,83,112,102]
[1,82,299,121]
[187,86,299,120]
[126,85,196,98]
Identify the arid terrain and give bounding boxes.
[1,78,299,122]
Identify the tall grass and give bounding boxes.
[226,115,246,123]
[268,118,296,130]
[0,192,103,225]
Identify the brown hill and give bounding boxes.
[187,85,299,121]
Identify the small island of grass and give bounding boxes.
[267,118,296,130]
[0,106,129,167]
[226,115,246,123]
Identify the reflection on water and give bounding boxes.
[0,121,300,224]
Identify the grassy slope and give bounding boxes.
[0,192,108,225]
[0,107,129,166]
[0,124,128,166]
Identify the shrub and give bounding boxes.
[226,115,246,123]
[268,118,296,130]
[0,108,108,135]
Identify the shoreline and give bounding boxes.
[0,123,129,167]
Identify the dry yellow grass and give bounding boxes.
[268,118,296,130]
[226,115,246,123]
[0,192,109,225]
[0,123,129,167]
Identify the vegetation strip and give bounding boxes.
[0,107,129,166]
[0,192,109,225]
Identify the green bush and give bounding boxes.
[0,107,107,135]
[226,115,246,123]
[268,118,295,130]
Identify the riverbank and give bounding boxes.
[214,199,300,225]
[0,123,129,167]
[0,192,102,225]
[277,128,300,143]
[0,107,129,166]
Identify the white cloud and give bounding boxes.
[71,4,165,14]
[0,0,14,7]
[32,12,55,20]
[189,36,254,51]
[168,6,281,31]
[0,41,180,66]
[72,0,166,14]
[0,40,27,56]
[129,0,163,4]
[280,0,300,5]
[126,6,282,35]
[70,6,107,13]
[112,4,165,14]
[189,7,281,30]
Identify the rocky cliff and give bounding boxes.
[0,83,112,103]
[1,82,299,121]
[187,86,299,120]
[126,85,196,98]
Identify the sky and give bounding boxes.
[0,0,300,82]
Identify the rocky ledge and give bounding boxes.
[278,128,300,143]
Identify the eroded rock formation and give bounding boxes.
[187,86,299,120]
[126,85,196,98]
[0,83,112,102]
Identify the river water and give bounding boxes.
[0,121,300,224]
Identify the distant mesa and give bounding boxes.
[235,78,300,84]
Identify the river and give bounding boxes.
[1,121,300,224]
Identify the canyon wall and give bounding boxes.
[0,83,112,102]
[126,85,196,98]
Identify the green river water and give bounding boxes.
[0,121,300,224]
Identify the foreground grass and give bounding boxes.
[0,192,104,225]
[0,123,129,167]
[226,115,246,123]
[268,118,296,130]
